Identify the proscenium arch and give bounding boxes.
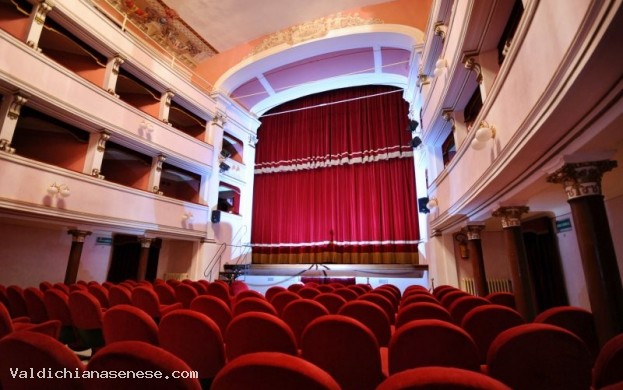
[215,24,424,117]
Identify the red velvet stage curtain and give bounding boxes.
[252,86,419,264]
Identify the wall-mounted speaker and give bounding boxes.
[211,210,221,223]
[418,197,430,214]
[411,136,422,148]
[407,119,419,132]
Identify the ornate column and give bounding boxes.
[465,223,488,297]
[492,206,537,320]
[159,90,175,124]
[25,0,54,51]
[103,54,124,96]
[65,230,91,284]
[547,160,623,345]
[136,237,153,281]
[83,130,110,179]
[148,154,166,195]
[0,91,29,153]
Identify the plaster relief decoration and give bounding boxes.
[99,0,218,67]
[248,13,383,57]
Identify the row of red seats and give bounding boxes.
[2,280,623,389]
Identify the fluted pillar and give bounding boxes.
[465,223,488,297]
[65,230,92,284]
[547,160,623,345]
[136,237,153,281]
[492,206,537,320]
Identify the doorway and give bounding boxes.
[106,234,162,282]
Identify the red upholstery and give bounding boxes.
[403,285,430,295]
[347,285,367,296]
[338,299,392,347]
[232,297,278,317]
[108,285,132,306]
[0,331,86,390]
[154,283,178,305]
[396,302,453,328]
[333,287,359,301]
[298,287,321,299]
[86,341,201,390]
[68,290,105,350]
[175,283,198,309]
[230,280,250,296]
[401,293,440,307]
[433,285,458,300]
[224,312,297,361]
[206,281,232,307]
[448,295,491,324]
[281,299,329,345]
[190,281,208,295]
[39,281,54,292]
[43,288,80,346]
[6,285,29,318]
[211,352,340,390]
[87,284,110,308]
[486,323,592,390]
[159,309,225,385]
[53,283,70,295]
[270,290,300,316]
[359,293,396,324]
[485,292,516,309]
[313,293,347,314]
[593,333,623,389]
[389,319,480,375]
[378,284,402,301]
[376,366,511,390]
[23,287,49,323]
[131,286,182,320]
[103,304,159,345]
[233,289,266,303]
[265,286,286,301]
[301,314,386,390]
[0,302,60,340]
[0,286,11,316]
[189,295,232,336]
[371,288,399,311]
[316,284,335,293]
[287,283,304,293]
[533,305,600,363]
[461,304,525,363]
[440,290,470,309]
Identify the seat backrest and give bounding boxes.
[87,284,110,309]
[190,281,208,295]
[175,283,198,309]
[400,293,441,307]
[313,293,347,314]
[376,366,511,390]
[486,292,516,309]
[6,285,29,318]
[460,304,525,363]
[448,295,491,324]
[377,284,401,301]
[153,283,177,305]
[332,287,359,302]
[389,319,480,375]
[286,283,304,293]
[190,295,232,336]
[281,299,329,345]
[159,309,225,381]
[347,285,367,296]
[338,299,391,347]
[232,297,278,317]
[440,290,470,309]
[396,302,453,328]
[211,352,340,390]
[86,341,201,390]
[358,293,396,324]
[103,304,159,345]
[39,281,54,292]
[301,314,385,390]
[316,284,335,293]
[206,281,231,307]
[0,331,86,390]
[233,289,266,303]
[298,287,321,299]
[533,305,599,363]
[68,290,104,329]
[108,285,132,306]
[487,323,592,390]
[0,302,15,338]
[43,288,73,326]
[23,287,49,323]
[593,333,623,389]
[224,311,297,361]
[265,286,286,301]
[270,290,301,316]
[370,288,399,311]
[432,285,457,299]
[131,286,162,318]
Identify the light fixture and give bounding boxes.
[47,183,71,197]
[426,198,438,209]
[470,121,496,150]
[433,58,447,77]
[182,212,194,220]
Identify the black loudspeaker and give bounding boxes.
[418,197,430,214]
[211,210,221,223]
[411,136,422,148]
[407,119,419,132]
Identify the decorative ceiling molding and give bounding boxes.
[248,12,383,57]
